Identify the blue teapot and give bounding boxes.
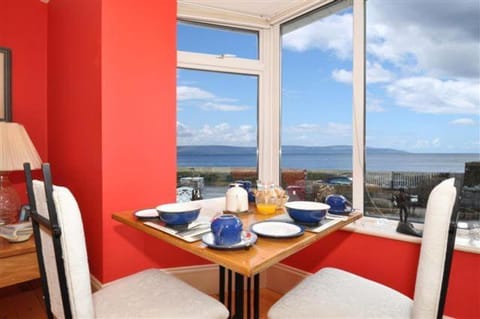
[325,194,352,214]
[211,214,243,246]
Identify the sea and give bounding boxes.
[177,146,480,173]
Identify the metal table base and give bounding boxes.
[219,266,260,319]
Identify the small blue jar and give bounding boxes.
[211,214,243,246]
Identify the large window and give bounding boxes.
[176,22,261,201]
[177,1,480,240]
[364,0,480,225]
[280,1,354,203]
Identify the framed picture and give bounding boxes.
[1,47,12,121]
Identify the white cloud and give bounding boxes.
[366,97,385,112]
[332,69,352,84]
[450,118,476,126]
[367,0,480,78]
[413,137,441,150]
[325,122,351,136]
[283,0,479,80]
[287,122,351,136]
[177,85,251,112]
[177,86,215,101]
[201,102,250,112]
[177,122,256,146]
[367,62,394,83]
[176,121,194,138]
[283,13,352,59]
[287,0,478,120]
[283,121,352,146]
[332,62,394,84]
[387,77,480,114]
[292,123,320,132]
[239,125,254,134]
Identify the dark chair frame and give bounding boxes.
[24,162,72,319]
[437,178,462,318]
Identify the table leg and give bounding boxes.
[254,274,260,319]
[219,266,225,303]
[228,269,233,316]
[247,277,251,319]
[234,273,244,319]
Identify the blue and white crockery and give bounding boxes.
[284,201,330,224]
[225,184,249,213]
[325,194,352,214]
[235,180,255,202]
[156,202,201,225]
[211,214,243,246]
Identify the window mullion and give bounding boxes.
[258,26,281,186]
[352,0,366,212]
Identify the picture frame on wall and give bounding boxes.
[1,47,12,122]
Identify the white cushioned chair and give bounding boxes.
[24,163,229,319]
[268,178,460,319]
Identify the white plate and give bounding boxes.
[251,221,304,238]
[134,208,158,219]
[202,231,257,250]
[7,233,33,243]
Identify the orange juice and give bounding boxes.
[256,203,277,215]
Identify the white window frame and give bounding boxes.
[352,0,366,210]
[276,0,365,210]
[177,0,366,211]
[176,10,281,186]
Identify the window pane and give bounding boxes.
[365,0,480,226]
[281,2,353,204]
[177,69,258,201]
[177,21,259,59]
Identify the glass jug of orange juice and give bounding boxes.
[254,182,286,215]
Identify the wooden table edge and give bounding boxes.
[112,211,362,277]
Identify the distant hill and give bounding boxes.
[177,145,409,155]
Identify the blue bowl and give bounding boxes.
[285,201,330,224]
[156,202,201,225]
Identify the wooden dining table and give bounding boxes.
[112,205,361,319]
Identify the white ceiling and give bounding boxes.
[178,0,327,25]
[179,0,308,19]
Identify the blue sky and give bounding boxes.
[177,0,480,154]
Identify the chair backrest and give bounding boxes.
[24,163,94,319]
[412,178,460,319]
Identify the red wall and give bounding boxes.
[47,0,206,282]
[101,0,207,282]
[47,0,104,278]
[282,231,480,319]
[0,0,47,195]
[3,2,479,318]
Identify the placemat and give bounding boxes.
[144,220,211,243]
[265,213,345,233]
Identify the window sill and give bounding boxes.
[199,198,480,255]
[342,216,480,255]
